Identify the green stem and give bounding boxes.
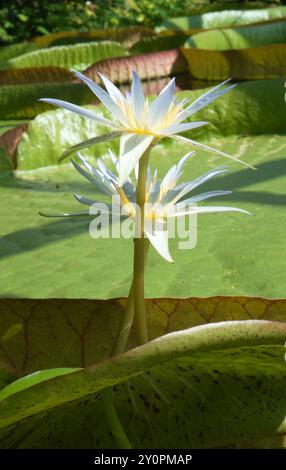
[102,387,132,449]
[133,149,151,346]
[103,148,152,449]
[112,240,150,356]
[106,241,149,448]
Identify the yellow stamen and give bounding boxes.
[116,186,136,216]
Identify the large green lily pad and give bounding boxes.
[157,6,286,31]
[185,20,286,50]
[0,297,285,374]
[1,132,286,299]
[1,41,126,71]
[0,320,285,448]
[0,79,285,299]
[182,44,286,81]
[0,42,38,65]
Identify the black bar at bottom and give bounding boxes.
[0,449,285,467]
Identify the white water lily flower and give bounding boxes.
[39,71,252,186]
[41,151,251,262]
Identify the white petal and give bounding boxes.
[40,210,90,218]
[155,153,194,204]
[159,165,178,200]
[98,72,125,104]
[176,80,236,121]
[147,78,176,129]
[131,71,146,127]
[97,158,117,183]
[196,206,252,215]
[176,151,194,172]
[173,135,255,169]
[170,206,252,217]
[176,166,228,191]
[108,149,120,174]
[160,121,208,136]
[74,194,102,206]
[71,158,114,195]
[39,98,117,128]
[159,153,193,199]
[72,70,128,126]
[119,134,154,186]
[166,168,229,205]
[159,79,176,96]
[178,190,232,204]
[161,166,228,205]
[76,152,97,175]
[145,226,173,262]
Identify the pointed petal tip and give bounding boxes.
[174,135,255,170]
[72,68,83,76]
[161,251,174,263]
[98,72,106,81]
[235,209,253,216]
[72,69,88,82]
[38,98,56,104]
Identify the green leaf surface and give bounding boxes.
[0,49,188,120]
[3,41,126,71]
[0,297,285,375]
[0,79,286,299]
[32,27,153,49]
[0,66,73,86]
[0,321,285,448]
[157,6,286,31]
[130,34,187,54]
[185,20,286,50]
[17,107,117,168]
[182,44,286,80]
[0,82,92,120]
[0,368,80,402]
[83,49,188,85]
[0,42,38,64]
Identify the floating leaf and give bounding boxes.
[83,49,188,85]
[0,321,285,448]
[157,6,286,31]
[130,34,187,54]
[0,67,73,86]
[0,42,38,64]
[0,49,190,120]
[0,82,92,120]
[4,41,126,71]
[32,27,154,49]
[185,20,286,50]
[182,43,286,80]
[1,80,286,299]
[0,124,28,168]
[0,297,286,374]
